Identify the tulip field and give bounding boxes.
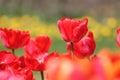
[0,15,120,53]
[0,15,120,80]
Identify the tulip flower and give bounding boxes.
[0,69,25,80]
[116,28,120,47]
[0,66,34,80]
[0,28,30,50]
[0,51,17,70]
[57,17,88,42]
[67,32,96,58]
[0,51,16,65]
[9,56,35,80]
[0,51,34,80]
[24,35,52,80]
[24,35,52,71]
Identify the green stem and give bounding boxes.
[70,42,74,57]
[12,49,15,55]
[40,71,44,80]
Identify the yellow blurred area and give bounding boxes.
[0,15,119,40]
[78,16,119,41]
[0,15,61,39]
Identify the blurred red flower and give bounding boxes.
[0,66,34,80]
[57,18,88,42]
[45,52,84,80]
[0,68,25,80]
[24,35,52,71]
[0,28,30,49]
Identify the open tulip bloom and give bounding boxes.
[0,28,30,54]
[0,17,120,80]
[57,17,88,42]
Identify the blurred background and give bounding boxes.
[0,0,120,53]
[0,0,120,19]
[0,0,119,20]
[0,0,120,80]
[0,0,120,55]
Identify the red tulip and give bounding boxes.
[0,51,16,65]
[0,66,34,80]
[0,51,34,80]
[57,18,88,42]
[0,52,35,79]
[18,66,35,80]
[24,35,52,71]
[35,35,52,53]
[116,28,120,47]
[0,69,25,80]
[0,28,30,49]
[9,56,35,80]
[67,32,96,58]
